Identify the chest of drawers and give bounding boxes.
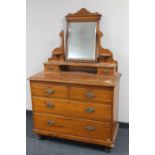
[28,8,121,151]
[29,72,120,149]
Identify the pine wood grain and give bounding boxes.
[33,113,112,141]
[32,97,112,121]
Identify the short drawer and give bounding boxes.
[33,113,112,141]
[32,97,112,121]
[69,86,113,102]
[31,82,68,98]
[97,68,115,76]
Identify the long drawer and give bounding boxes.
[33,113,112,141]
[31,82,68,98]
[32,97,112,121]
[69,86,113,102]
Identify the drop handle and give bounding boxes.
[85,107,95,113]
[47,120,55,126]
[85,91,94,99]
[45,102,55,109]
[45,89,55,95]
[85,126,96,131]
[104,69,109,74]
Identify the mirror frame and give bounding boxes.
[65,8,101,63]
[66,21,97,62]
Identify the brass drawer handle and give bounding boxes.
[85,107,95,113]
[85,125,96,131]
[45,102,55,109]
[45,89,55,95]
[104,69,109,75]
[85,91,94,99]
[47,120,55,126]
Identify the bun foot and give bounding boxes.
[104,147,112,153]
[37,135,45,140]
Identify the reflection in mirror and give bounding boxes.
[66,22,97,61]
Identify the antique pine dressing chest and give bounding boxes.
[29,8,121,151]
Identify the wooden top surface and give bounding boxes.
[45,61,117,68]
[29,71,121,87]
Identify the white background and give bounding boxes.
[26,0,129,123]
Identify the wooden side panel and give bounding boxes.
[32,97,112,121]
[69,86,113,102]
[113,85,119,122]
[33,113,112,141]
[112,85,119,142]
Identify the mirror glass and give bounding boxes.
[66,22,97,61]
